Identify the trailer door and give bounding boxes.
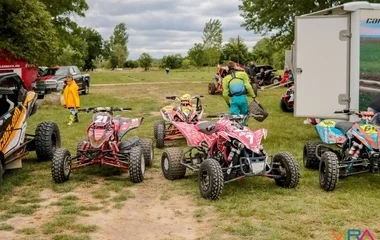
[294,15,350,120]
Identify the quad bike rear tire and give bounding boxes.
[35,121,61,162]
[319,151,339,191]
[161,147,186,180]
[199,158,224,200]
[156,122,165,148]
[280,98,293,112]
[128,146,145,183]
[272,152,300,188]
[208,83,216,95]
[154,120,165,139]
[139,138,154,167]
[51,148,71,183]
[303,141,322,170]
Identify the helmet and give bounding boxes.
[180,94,191,106]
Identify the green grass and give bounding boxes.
[360,39,380,75]
[1,70,380,239]
[0,223,14,231]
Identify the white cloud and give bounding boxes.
[75,0,264,59]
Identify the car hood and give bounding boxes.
[38,75,65,81]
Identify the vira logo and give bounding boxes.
[331,229,376,240]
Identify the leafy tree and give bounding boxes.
[187,43,205,68]
[221,37,250,64]
[239,0,380,47]
[81,27,103,71]
[138,53,153,71]
[108,23,129,68]
[251,38,274,65]
[93,55,105,69]
[124,60,139,69]
[202,19,223,70]
[160,54,183,69]
[0,0,60,64]
[181,58,193,69]
[56,44,85,68]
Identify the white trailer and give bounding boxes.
[294,1,380,122]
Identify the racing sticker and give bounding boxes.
[360,124,377,134]
[319,120,336,127]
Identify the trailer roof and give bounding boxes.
[301,1,380,17]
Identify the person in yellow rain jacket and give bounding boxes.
[63,74,80,125]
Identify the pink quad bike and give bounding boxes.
[161,114,300,200]
[51,107,154,184]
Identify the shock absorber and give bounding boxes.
[347,142,362,173]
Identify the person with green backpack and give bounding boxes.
[222,61,256,125]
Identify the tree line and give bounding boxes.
[2,0,377,71]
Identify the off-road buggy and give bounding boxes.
[208,65,246,95]
[154,94,204,148]
[280,85,294,112]
[51,107,153,184]
[304,109,380,191]
[161,113,299,200]
[0,73,61,181]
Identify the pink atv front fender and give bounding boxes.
[226,128,267,153]
[115,117,144,140]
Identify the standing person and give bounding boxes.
[245,61,257,84]
[63,74,80,126]
[222,61,255,125]
[165,67,170,75]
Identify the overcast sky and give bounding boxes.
[75,0,264,60]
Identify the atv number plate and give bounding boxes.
[251,161,265,175]
[361,124,377,134]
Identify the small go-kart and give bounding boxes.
[161,113,300,200]
[280,85,294,112]
[303,109,380,191]
[51,107,154,184]
[154,94,204,148]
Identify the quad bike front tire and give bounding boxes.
[154,120,165,139]
[303,141,322,170]
[128,146,145,183]
[156,122,165,148]
[319,151,339,191]
[139,138,154,167]
[76,139,88,156]
[208,83,216,95]
[51,148,72,183]
[199,158,224,200]
[280,98,293,113]
[161,147,186,180]
[35,121,61,161]
[272,152,300,188]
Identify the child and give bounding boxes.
[63,74,80,126]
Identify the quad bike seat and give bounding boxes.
[196,121,217,135]
[118,136,139,151]
[335,122,354,134]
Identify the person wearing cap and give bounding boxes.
[63,74,80,125]
[222,61,255,125]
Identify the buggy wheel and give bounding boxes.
[272,152,300,188]
[199,159,224,200]
[280,98,293,112]
[51,148,71,183]
[271,77,280,84]
[161,147,186,180]
[208,82,216,95]
[139,138,154,167]
[319,151,339,191]
[303,141,322,170]
[156,122,165,148]
[154,120,165,139]
[129,146,145,183]
[35,121,61,161]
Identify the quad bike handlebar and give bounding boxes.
[165,95,204,101]
[77,107,132,113]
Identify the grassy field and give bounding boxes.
[360,38,380,79]
[1,69,380,240]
